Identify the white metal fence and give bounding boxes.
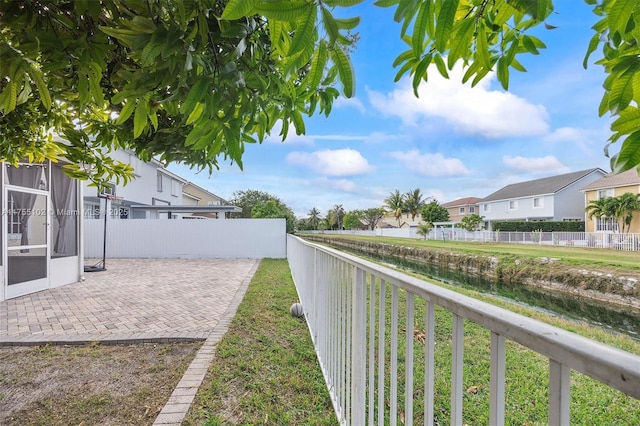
[287,235,640,425]
[84,218,286,258]
[306,229,640,251]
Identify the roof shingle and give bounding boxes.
[580,168,640,191]
[481,168,605,202]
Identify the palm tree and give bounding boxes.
[325,209,335,230]
[613,193,640,233]
[332,204,345,230]
[586,197,617,231]
[307,207,322,230]
[384,189,405,228]
[416,222,433,240]
[404,188,427,221]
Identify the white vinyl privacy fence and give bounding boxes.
[287,235,640,425]
[84,218,286,258]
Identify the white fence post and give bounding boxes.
[351,266,367,425]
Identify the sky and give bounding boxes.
[169,1,613,218]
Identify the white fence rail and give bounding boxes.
[287,235,640,425]
[84,218,286,259]
[306,230,640,251]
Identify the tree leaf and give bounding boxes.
[335,16,360,30]
[2,82,16,113]
[611,131,640,173]
[115,100,136,125]
[27,67,51,110]
[331,47,355,98]
[506,0,553,21]
[433,54,448,79]
[611,106,640,135]
[254,0,310,21]
[412,0,430,57]
[288,4,316,57]
[412,53,432,96]
[608,70,635,114]
[475,26,492,70]
[187,102,205,125]
[292,109,306,134]
[434,0,459,53]
[496,56,509,90]
[133,99,148,138]
[98,26,140,47]
[325,0,365,6]
[221,0,259,20]
[373,0,401,7]
[322,7,339,43]
[608,0,636,35]
[448,17,474,68]
[180,78,209,115]
[308,41,328,89]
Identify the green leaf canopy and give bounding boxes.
[0,0,360,185]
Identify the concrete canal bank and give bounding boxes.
[302,235,640,312]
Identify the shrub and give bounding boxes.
[493,221,584,232]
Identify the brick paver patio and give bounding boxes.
[0,258,258,345]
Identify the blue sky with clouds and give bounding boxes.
[169,1,613,217]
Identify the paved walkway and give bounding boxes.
[0,258,260,425]
[0,258,259,345]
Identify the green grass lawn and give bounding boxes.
[320,234,640,272]
[183,259,338,425]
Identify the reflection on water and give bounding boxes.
[336,245,640,340]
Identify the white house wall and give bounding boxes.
[82,150,184,219]
[84,218,286,259]
[481,194,553,222]
[554,177,601,220]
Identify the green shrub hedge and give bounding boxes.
[492,221,585,232]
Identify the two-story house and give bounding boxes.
[580,168,640,233]
[82,150,188,220]
[441,197,482,224]
[182,182,229,219]
[479,168,606,231]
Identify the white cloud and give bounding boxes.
[389,150,469,177]
[368,64,549,138]
[363,131,403,144]
[286,148,374,176]
[334,96,366,113]
[316,177,357,192]
[502,155,569,174]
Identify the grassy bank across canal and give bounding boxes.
[302,234,640,272]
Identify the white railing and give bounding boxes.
[303,229,640,251]
[287,235,640,425]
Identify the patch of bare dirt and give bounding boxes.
[0,341,201,426]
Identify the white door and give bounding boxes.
[4,186,50,299]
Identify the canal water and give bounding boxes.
[336,245,640,340]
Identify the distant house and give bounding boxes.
[82,150,188,220]
[441,197,482,224]
[182,182,229,219]
[378,212,423,229]
[580,168,640,233]
[479,168,606,231]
